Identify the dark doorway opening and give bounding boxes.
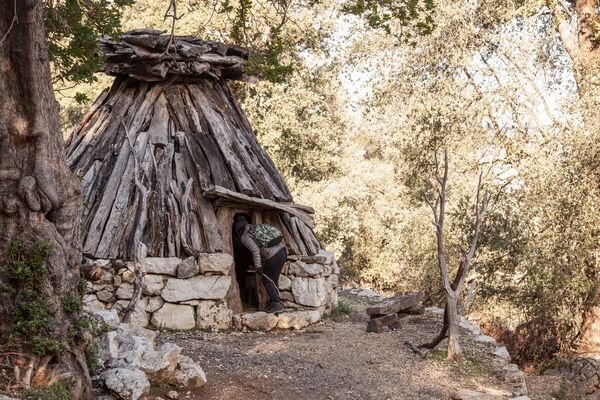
[232,213,258,311]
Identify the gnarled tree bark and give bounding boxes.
[0,0,91,397]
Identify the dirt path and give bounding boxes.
[153,294,565,400]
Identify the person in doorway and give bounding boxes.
[234,215,287,315]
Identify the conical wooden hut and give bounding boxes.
[66,30,339,331]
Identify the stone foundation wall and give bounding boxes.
[83,250,339,331]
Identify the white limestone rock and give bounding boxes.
[122,269,135,283]
[177,256,199,279]
[110,336,155,368]
[292,277,328,307]
[288,261,323,278]
[138,257,182,276]
[316,249,335,265]
[116,283,134,299]
[151,303,196,330]
[278,274,292,290]
[97,288,115,303]
[276,310,321,330]
[240,312,278,331]
[98,331,120,368]
[129,298,150,327]
[161,275,231,302]
[101,368,150,400]
[146,297,165,313]
[171,355,207,388]
[196,301,232,330]
[198,253,233,275]
[279,291,295,302]
[494,346,511,362]
[83,294,105,311]
[142,274,166,296]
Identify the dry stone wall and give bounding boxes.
[83,249,339,331]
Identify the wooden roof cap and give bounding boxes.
[99,29,256,82]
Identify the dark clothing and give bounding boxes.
[262,247,287,302]
[234,219,288,303]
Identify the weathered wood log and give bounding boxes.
[366,292,424,317]
[99,31,253,82]
[204,185,314,228]
[367,312,410,332]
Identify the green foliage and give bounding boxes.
[2,241,67,356]
[45,0,134,86]
[24,381,72,400]
[245,38,294,83]
[86,343,100,372]
[343,0,436,42]
[323,302,353,321]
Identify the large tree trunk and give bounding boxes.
[0,1,91,397]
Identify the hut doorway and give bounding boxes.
[232,213,259,311]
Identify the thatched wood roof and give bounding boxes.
[100,29,254,82]
[66,76,325,260]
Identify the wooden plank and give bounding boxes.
[271,212,300,255]
[148,94,170,146]
[187,84,258,195]
[366,293,424,317]
[216,207,243,313]
[291,217,321,255]
[203,185,314,229]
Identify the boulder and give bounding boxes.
[116,283,134,300]
[240,312,278,331]
[138,257,182,276]
[139,343,181,383]
[198,253,233,275]
[292,277,328,307]
[177,256,199,279]
[114,323,156,344]
[278,274,292,290]
[277,310,321,329]
[196,301,232,330]
[146,297,165,313]
[94,259,112,268]
[151,303,196,330]
[288,261,323,278]
[161,276,231,302]
[101,368,150,400]
[171,355,207,388]
[142,274,165,296]
[110,336,155,368]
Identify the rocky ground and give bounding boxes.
[144,292,571,400]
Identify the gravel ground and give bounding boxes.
[149,293,569,400]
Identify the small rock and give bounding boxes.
[97,288,115,303]
[83,294,105,311]
[240,312,278,331]
[278,275,292,290]
[171,355,207,388]
[198,253,233,275]
[494,346,511,361]
[177,256,199,279]
[122,269,135,283]
[117,283,134,299]
[142,274,166,296]
[146,297,165,313]
[288,261,324,278]
[165,391,179,400]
